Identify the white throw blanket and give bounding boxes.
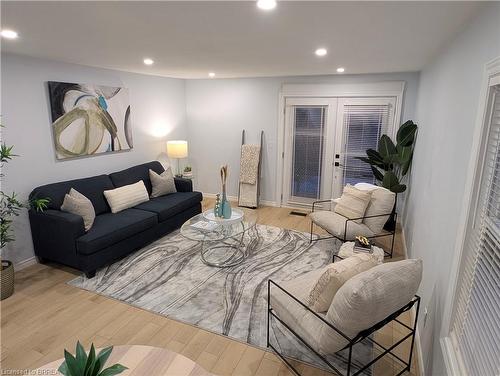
[239,144,260,185]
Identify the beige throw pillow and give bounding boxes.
[320,259,422,353]
[104,181,149,213]
[306,253,378,312]
[149,168,177,198]
[334,185,372,224]
[354,183,395,234]
[61,188,95,231]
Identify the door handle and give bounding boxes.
[334,162,344,167]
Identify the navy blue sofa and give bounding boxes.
[29,161,202,278]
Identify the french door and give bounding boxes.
[282,97,396,207]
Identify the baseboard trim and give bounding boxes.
[14,256,38,271]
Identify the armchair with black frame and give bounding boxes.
[266,258,422,376]
[309,183,397,258]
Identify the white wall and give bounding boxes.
[1,54,187,265]
[186,72,419,203]
[403,3,500,375]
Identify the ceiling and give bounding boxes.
[1,1,483,79]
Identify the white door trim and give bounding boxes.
[276,81,405,208]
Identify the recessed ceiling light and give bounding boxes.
[1,29,18,39]
[336,67,345,73]
[315,48,327,57]
[208,72,216,78]
[143,58,154,66]
[257,0,277,10]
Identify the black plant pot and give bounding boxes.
[383,195,398,232]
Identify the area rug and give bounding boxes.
[69,224,372,374]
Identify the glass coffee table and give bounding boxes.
[180,208,257,267]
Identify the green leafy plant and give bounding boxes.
[356,120,418,193]
[0,126,49,249]
[58,342,127,376]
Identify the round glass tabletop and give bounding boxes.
[180,208,258,242]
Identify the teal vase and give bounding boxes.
[221,190,232,219]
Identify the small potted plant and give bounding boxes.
[1,126,48,300]
[58,341,127,376]
[183,165,193,178]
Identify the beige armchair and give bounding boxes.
[309,183,396,257]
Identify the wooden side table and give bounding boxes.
[37,345,213,376]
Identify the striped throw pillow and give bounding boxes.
[334,184,372,224]
[104,181,149,214]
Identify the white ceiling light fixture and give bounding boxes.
[1,29,19,39]
[315,48,327,57]
[336,67,345,73]
[143,58,154,65]
[257,0,277,11]
[208,72,216,78]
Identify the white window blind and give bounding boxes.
[341,103,393,186]
[450,84,500,376]
[291,106,326,199]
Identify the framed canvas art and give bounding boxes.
[48,81,133,159]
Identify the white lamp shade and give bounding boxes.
[167,140,188,158]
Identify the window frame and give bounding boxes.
[441,56,500,375]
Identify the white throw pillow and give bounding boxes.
[306,253,378,312]
[320,259,422,353]
[149,168,177,198]
[354,183,395,234]
[104,181,149,214]
[334,185,372,224]
[61,188,95,231]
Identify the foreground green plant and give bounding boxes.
[356,120,418,193]
[58,342,127,376]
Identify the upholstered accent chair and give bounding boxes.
[309,183,397,257]
[267,258,423,376]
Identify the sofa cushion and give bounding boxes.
[309,210,375,240]
[76,208,158,255]
[134,192,203,222]
[109,161,164,196]
[30,175,114,215]
[354,183,395,234]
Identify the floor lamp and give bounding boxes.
[167,140,188,177]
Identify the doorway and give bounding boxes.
[282,96,396,207]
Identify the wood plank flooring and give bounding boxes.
[0,198,420,375]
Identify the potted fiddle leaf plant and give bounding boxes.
[1,126,49,300]
[58,342,127,376]
[356,120,418,230]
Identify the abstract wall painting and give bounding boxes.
[48,81,133,160]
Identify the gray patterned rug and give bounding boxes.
[69,224,372,374]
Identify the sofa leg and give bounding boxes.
[85,270,96,279]
[37,256,47,264]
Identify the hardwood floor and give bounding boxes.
[0,198,420,375]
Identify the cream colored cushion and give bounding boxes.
[60,188,95,231]
[309,211,374,240]
[354,183,395,234]
[306,253,378,312]
[323,259,423,352]
[149,168,177,198]
[104,181,149,214]
[334,185,372,224]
